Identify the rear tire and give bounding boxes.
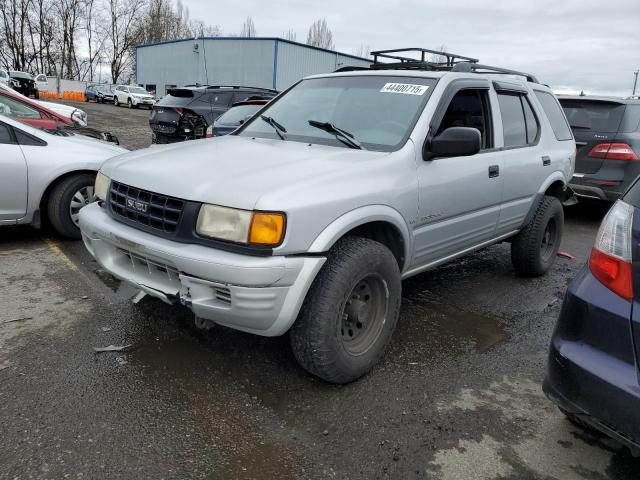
[289,237,402,384]
[47,173,96,239]
[511,195,563,277]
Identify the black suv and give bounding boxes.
[149,85,278,143]
[559,95,640,201]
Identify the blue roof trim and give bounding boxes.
[135,36,373,63]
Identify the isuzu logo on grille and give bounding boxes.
[126,198,148,213]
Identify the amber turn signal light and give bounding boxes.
[249,212,286,245]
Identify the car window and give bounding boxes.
[534,91,573,141]
[0,95,42,119]
[436,89,493,149]
[36,74,46,82]
[497,93,527,147]
[620,105,640,133]
[203,92,233,107]
[560,100,625,133]
[522,97,539,144]
[217,104,264,124]
[0,71,7,79]
[239,75,437,152]
[0,123,14,144]
[129,87,148,95]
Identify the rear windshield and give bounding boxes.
[157,92,195,107]
[217,104,263,124]
[560,100,625,133]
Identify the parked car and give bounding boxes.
[0,84,88,127]
[114,85,155,109]
[79,47,575,383]
[0,114,127,238]
[149,85,278,143]
[559,95,640,202]
[9,71,38,98]
[212,99,270,136]
[85,84,114,104]
[0,69,9,87]
[0,85,117,143]
[544,182,640,456]
[34,73,48,91]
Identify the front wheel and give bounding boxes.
[114,96,119,106]
[511,195,564,276]
[47,173,96,239]
[289,237,402,384]
[127,98,133,109]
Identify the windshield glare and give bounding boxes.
[238,76,436,151]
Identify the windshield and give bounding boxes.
[130,87,148,95]
[237,75,437,151]
[218,104,264,124]
[96,86,112,93]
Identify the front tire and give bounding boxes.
[127,98,134,109]
[47,173,96,239]
[114,96,119,106]
[511,195,564,277]
[289,237,402,384]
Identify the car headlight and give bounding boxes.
[95,172,111,201]
[196,204,286,246]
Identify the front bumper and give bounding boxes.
[79,203,325,336]
[544,267,640,452]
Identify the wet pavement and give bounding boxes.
[2,103,639,478]
[3,200,639,479]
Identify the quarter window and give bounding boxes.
[534,91,573,141]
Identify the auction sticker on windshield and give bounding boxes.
[380,83,429,95]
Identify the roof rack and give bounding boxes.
[368,47,539,83]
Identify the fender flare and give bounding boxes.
[520,172,570,229]
[308,205,413,271]
[538,171,568,196]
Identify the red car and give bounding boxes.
[0,87,72,129]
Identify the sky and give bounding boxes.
[185,0,640,96]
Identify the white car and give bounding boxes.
[0,69,8,87]
[0,84,87,126]
[114,85,155,109]
[0,114,127,238]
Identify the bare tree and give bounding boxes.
[306,18,333,50]
[0,0,31,70]
[283,28,296,41]
[353,44,370,58]
[240,16,255,37]
[104,0,145,83]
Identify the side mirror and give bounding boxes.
[424,127,481,160]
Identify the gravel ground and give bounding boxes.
[1,103,639,479]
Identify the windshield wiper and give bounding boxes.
[307,120,363,150]
[260,115,287,140]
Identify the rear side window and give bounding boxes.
[202,92,233,107]
[0,123,14,144]
[620,105,640,133]
[560,100,625,133]
[497,93,527,147]
[534,91,573,140]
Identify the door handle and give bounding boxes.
[488,165,499,178]
[542,156,551,166]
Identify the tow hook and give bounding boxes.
[194,315,215,330]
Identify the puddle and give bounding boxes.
[396,293,510,359]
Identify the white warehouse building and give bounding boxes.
[135,37,373,96]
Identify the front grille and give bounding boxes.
[109,181,185,233]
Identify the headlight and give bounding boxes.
[95,172,111,201]
[196,204,285,246]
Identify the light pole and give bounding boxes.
[634,70,639,97]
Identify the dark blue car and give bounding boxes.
[212,99,269,137]
[544,180,640,455]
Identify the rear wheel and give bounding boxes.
[511,195,563,277]
[289,236,402,384]
[47,173,96,239]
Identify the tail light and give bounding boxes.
[206,125,213,138]
[588,143,639,161]
[589,200,634,300]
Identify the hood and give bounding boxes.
[55,131,128,155]
[101,135,389,210]
[37,100,74,116]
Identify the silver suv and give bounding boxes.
[79,48,576,383]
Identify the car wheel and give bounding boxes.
[511,195,563,277]
[289,236,402,384]
[114,96,119,106]
[127,98,133,109]
[47,173,96,239]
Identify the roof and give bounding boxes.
[557,95,640,105]
[135,36,374,64]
